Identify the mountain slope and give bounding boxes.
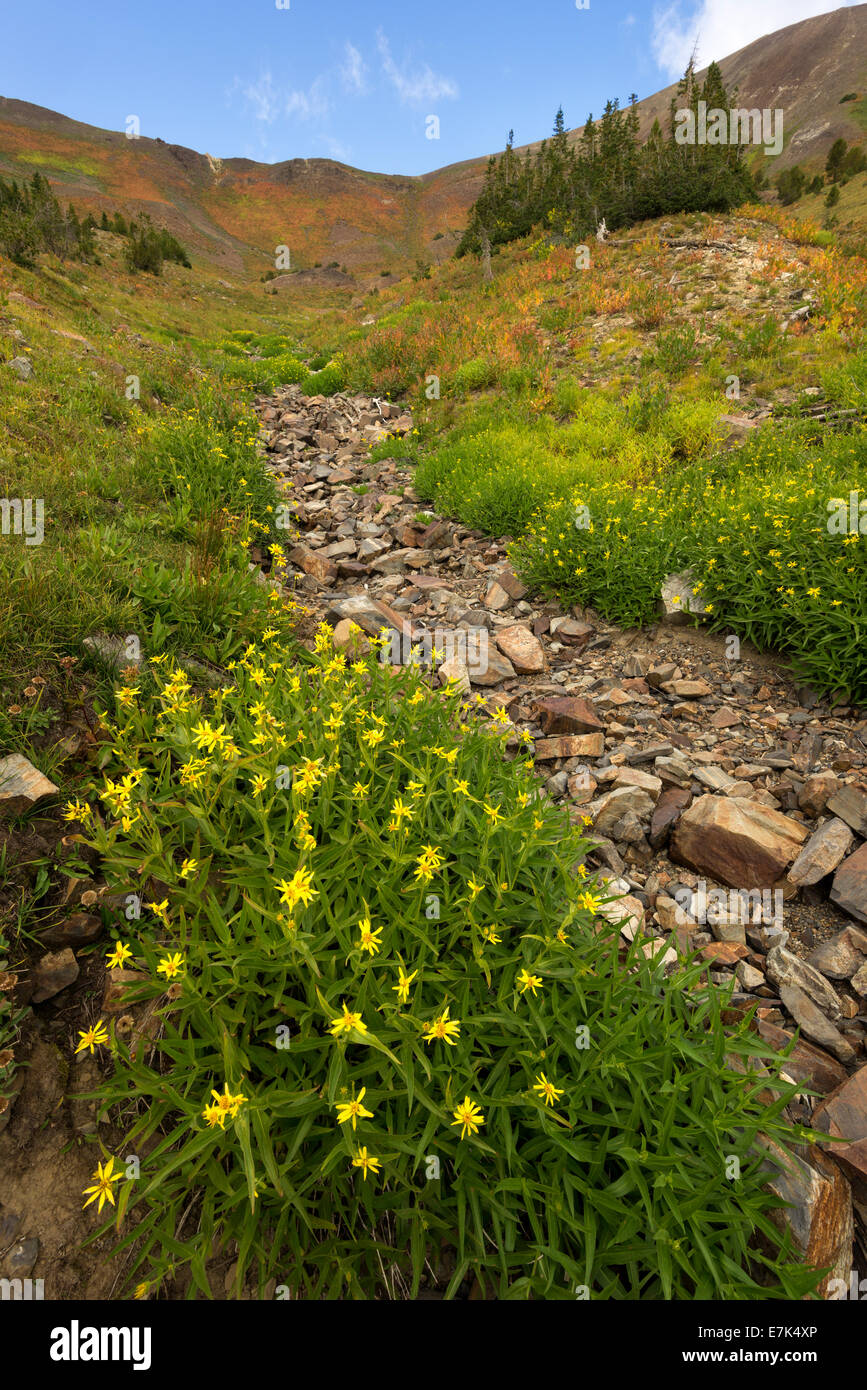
[1,4,866,273]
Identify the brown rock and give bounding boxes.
[851,962,867,996]
[830,842,867,925]
[756,1019,848,1094]
[660,678,712,699]
[369,547,430,575]
[332,619,369,654]
[394,523,423,548]
[798,772,840,818]
[495,625,546,674]
[438,657,470,694]
[288,544,337,584]
[467,647,516,687]
[766,944,842,1018]
[758,1136,852,1298]
[596,687,635,708]
[550,618,594,648]
[534,733,604,762]
[671,795,808,889]
[533,696,604,736]
[611,767,662,796]
[654,755,693,789]
[710,707,741,729]
[827,784,867,837]
[326,594,410,641]
[494,565,528,601]
[806,925,867,981]
[778,984,854,1063]
[103,968,149,1014]
[814,1067,867,1186]
[31,948,79,1003]
[484,581,511,612]
[699,941,749,965]
[420,519,449,547]
[646,662,680,688]
[40,913,104,949]
[593,786,655,836]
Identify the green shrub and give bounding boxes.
[221,352,307,391]
[299,359,347,396]
[80,637,818,1300]
[652,325,700,379]
[137,392,276,531]
[128,551,287,666]
[822,350,867,409]
[513,428,867,701]
[451,358,498,394]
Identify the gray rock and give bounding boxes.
[31,948,79,1003]
[659,571,706,624]
[83,632,142,671]
[766,944,842,1020]
[0,754,58,818]
[827,785,867,837]
[806,925,867,981]
[778,984,855,1063]
[592,786,655,837]
[3,1237,38,1278]
[787,817,854,887]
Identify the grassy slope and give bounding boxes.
[286,207,867,701]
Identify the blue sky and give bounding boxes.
[1,0,858,174]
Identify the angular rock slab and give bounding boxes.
[494,624,546,675]
[806,925,867,982]
[777,984,854,1064]
[814,1067,867,1188]
[755,1019,848,1095]
[831,842,867,925]
[670,794,808,889]
[592,785,655,837]
[0,754,58,818]
[787,817,854,888]
[827,785,867,838]
[533,696,604,736]
[756,1136,853,1298]
[31,948,79,1003]
[766,944,843,1020]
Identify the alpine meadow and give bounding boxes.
[2,0,867,1355]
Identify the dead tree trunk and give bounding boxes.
[480,228,493,283]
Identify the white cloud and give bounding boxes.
[318,133,351,161]
[234,71,330,124]
[285,76,330,121]
[340,41,367,94]
[376,30,458,106]
[237,72,281,124]
[652,0,859,78]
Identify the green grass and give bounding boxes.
[15,150,102,179]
